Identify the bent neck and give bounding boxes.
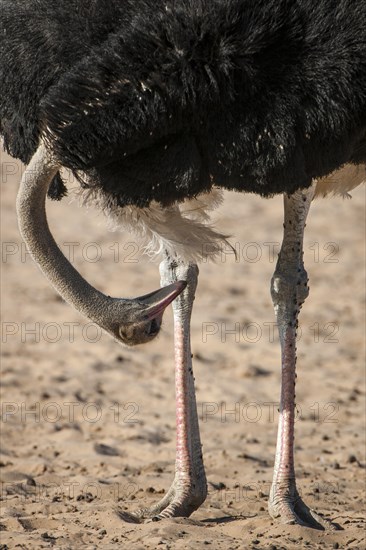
[16,144,112,324]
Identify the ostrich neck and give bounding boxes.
[16,144,110,322]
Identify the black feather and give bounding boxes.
[1,0,365,207]
[47,172,68,201]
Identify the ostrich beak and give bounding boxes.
[139,280,187,320]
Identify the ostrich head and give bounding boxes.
[103,282,186,346]
[16,143,186,346]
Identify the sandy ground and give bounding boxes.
[0,151,365,550]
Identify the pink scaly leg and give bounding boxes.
[120,259,207,522]
[268,186,334,529]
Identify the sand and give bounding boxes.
[0,151,365,549]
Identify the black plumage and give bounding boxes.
[1,0,366,207]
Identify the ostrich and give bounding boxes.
[1,0,365,529]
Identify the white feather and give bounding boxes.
[314,163,365,198]
[73,185,231,262]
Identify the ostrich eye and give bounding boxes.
[119,327,128,341]
[147,318,159,336]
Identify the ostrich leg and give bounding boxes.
[136,258,207,520]
[268,186,333,529]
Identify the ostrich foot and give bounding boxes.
[268,491,336,530]
[117,260,207,525]
[137,480,207,521]
[118,478,207,523]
